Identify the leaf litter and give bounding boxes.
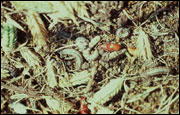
[1,1,179,114]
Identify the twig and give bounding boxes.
[84,66,97,93]
[1,82,40,98]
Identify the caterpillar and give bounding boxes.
[141,66,170,77]
[59,48,83,70]
[1,22,17,54]
[82,48,99,61]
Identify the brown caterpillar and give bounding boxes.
[141,66,170,77]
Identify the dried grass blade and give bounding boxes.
[19,47,42,74]
[136,27,153,60]
[46,56,57,88]
[26,12,49,51]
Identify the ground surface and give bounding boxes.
[1,1,179,114]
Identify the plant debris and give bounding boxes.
[1,1,179,114]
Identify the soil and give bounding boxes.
[1,1,179,114]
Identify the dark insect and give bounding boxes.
[56,31,72,39]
